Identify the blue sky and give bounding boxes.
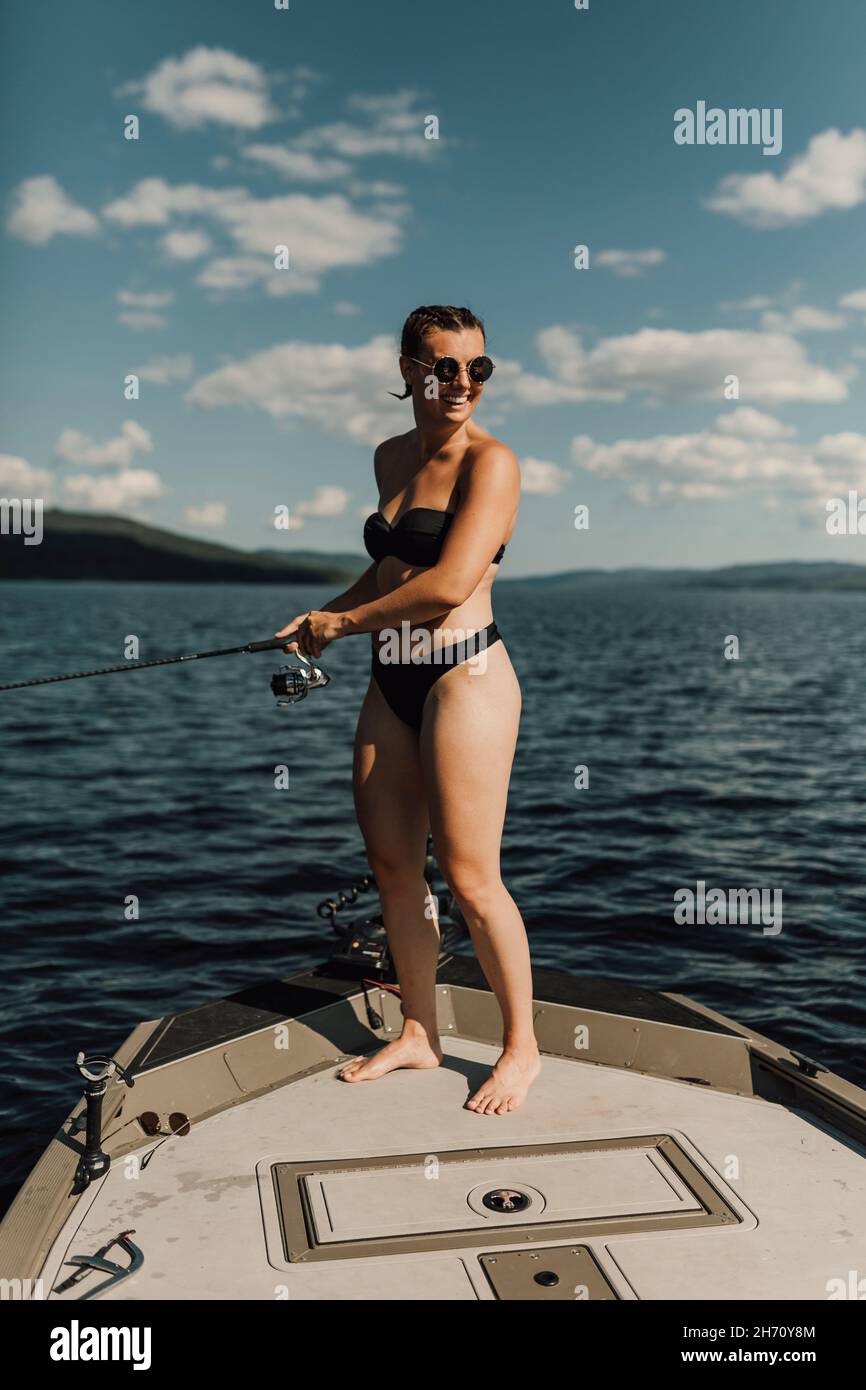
[2,0,866,575]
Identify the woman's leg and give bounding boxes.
[338,677,442,1081]
[420,642,540,1115]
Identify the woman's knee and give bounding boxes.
[364,844,426,892]
[354,783,428,889]
[443,865,504,926]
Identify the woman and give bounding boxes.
[276,305,540,1115]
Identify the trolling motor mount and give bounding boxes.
[72,1053,135,1193]
[271,655,331,706]
[318,835,468,982]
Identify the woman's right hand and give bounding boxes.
[275,613,310,654]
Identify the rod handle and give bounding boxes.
[246,637,294,653]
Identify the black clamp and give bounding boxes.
[72,1053,135,1193]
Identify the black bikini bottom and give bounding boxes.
[371,621,502,732]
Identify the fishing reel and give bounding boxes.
[271,652,331,707]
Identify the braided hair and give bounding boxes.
[389,304,486,399]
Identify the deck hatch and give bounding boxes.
[478,1245,619,1300]
[270,1133,740,1263]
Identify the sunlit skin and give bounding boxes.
[276,324,541,1115]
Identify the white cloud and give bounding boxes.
[595,248,666,278]
[720,295,774,312]
[333,300,361,315]
[195,256,320,297]
[55,421,153,468]
[704,127,866,228]
[63,469,165,514]
[570,419,866,505]
[720,283,847,333]
[814,433,866,468]
[242,144,351,182]
[117,311,168,331]
[715,407,796,439]
[288,486,350,530]
[238,91,440,183]
[134,355,194,384]
[573,428,819,502]
[509,324,851,406]
[839,287,866,312]
[185,501,227,528]
[519,457,570,495]
[297,90,443,159]
[102,178,234,227]
[116,290,173,329]
[347,178,406,198]
[116,289,174,308]
[193,255,269,291]
[186,335,406,446]
[628,477,728,504]
[295,485,350,518]
[102,178,405,294]
[760,305,847,333]
[62,468,166,514]
[6,175,99,245]
[0,453,53,497]
[185,324,854,448]
[129,47,275,131]
[282,65,322,112]
[212,189,402,272]
[160,229,212,260]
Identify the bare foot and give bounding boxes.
[466,1047,541,1116]
[337,1031,443,1083]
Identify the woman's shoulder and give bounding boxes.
[374,429,414,455]
[461,430,520,489]
[373,430,414,486]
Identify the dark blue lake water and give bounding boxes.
[1,578,864,1203]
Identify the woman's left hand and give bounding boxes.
[275,610,347,659]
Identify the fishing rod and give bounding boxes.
[0,634,330,706]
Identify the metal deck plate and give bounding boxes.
[272,1133,740,1262]
[479,1245,619,1300]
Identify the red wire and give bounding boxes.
[363,977,401,995]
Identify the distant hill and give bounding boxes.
[519,561,866,591]
[256,546,367,573]
[0,510,369,584]
[3,512,864,591]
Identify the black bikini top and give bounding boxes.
[363,507,506,568]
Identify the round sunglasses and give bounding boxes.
[406,354,495,385]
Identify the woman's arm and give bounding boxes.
[323,442,391,614]
[321,562,381,614]
[276,446,386,648]
[342,444,519,636]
